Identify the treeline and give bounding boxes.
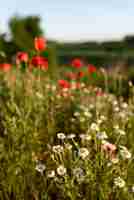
[56,36,134,67]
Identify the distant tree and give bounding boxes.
[0,33,18,62]
[123,35,134,49]
[9,15,44,52]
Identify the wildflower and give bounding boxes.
[116,129,126,136]
[97,119,102,124]
[114,177,126,188]
[51,85,57,92]
[52,145,64,153]
[81,82,86,88]
[131,185,134,193]
[111,158,119,164]
[57,133,66,140]
[74,112,80,117]
[100,115,106,121]
[83,88,89,93]
[113,101,118,106]
[0,63,11,72]
[119,112,127,120]
[89,104,94,109]
[121,102,128,109]
[119,146,132,160]
[96,131,108,140]
[45,84,51,89]
[71,118,75,122]
[71,82,77,90]
[36,92,43,99]
[114,125,119,130]
[71,58,83,68]
[78,71,84,78]
[84,111,92,118]
[102,142,116,159]
[47,170,55,178]
[57,165,67,176]
[88,64,96,73]
[35,162,46,174]
[65,72,76,80]
[80,117,86,122]
[58,79,70,89]
[90,123,99,131]
[34,37,46,51]
[79,148,89,159]
[64,143,72,150]
[31,56,48,70]
[67,134,76,139]
[114,107,120,112]
[16,52,28,63]
[79,134,91,141]
[73,168,85,182]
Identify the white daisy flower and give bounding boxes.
[114,177,125,188]
[57,133,66,140]
[35,162,46,174]
[79,134,91,141]
[57,165,67,176]
[79,148,89,159]
[47,170,55,178]
[67,134,76,139]
[52,145,64,153]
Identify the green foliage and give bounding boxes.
[0,68,133,199]
[9,15,43,52]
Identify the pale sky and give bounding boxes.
[0,0,134,42]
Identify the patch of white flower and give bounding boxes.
[52,145,64,153]
[79,134,91,141]
[35,162,46,174]
[74,112,80,117]
[96,131,108,140]
[79,148,89,159]
[47,170,55,178]
[73,167,85,183]
[57,132,66,140]
[80,117,86,123]
[90,123,99,131]
[84,111,92,118]
[67,134,76,139]
[119,146,132,160]
[114,177,126,188]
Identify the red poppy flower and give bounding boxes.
[76,82,81,89]
[77,71,84,78]
[16,52,28,64]
[58,79,70,88]
[31,56,48,70]
[71,58,83,68]
[34,37,46,51]
[65,72,77,80]
[88,64,97,73]
[0,63,12,72]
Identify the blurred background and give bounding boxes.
[1,0,134,70]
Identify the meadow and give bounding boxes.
[0,37,133,200]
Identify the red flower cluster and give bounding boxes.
[0,63,11,72]
[65,72,77,80]
[31,56,48,70]
[58,79,70,89]
[15,37,48,71]
[16,52,28,64]
[88,64,96,74]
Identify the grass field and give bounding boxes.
[0,38,133,200]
